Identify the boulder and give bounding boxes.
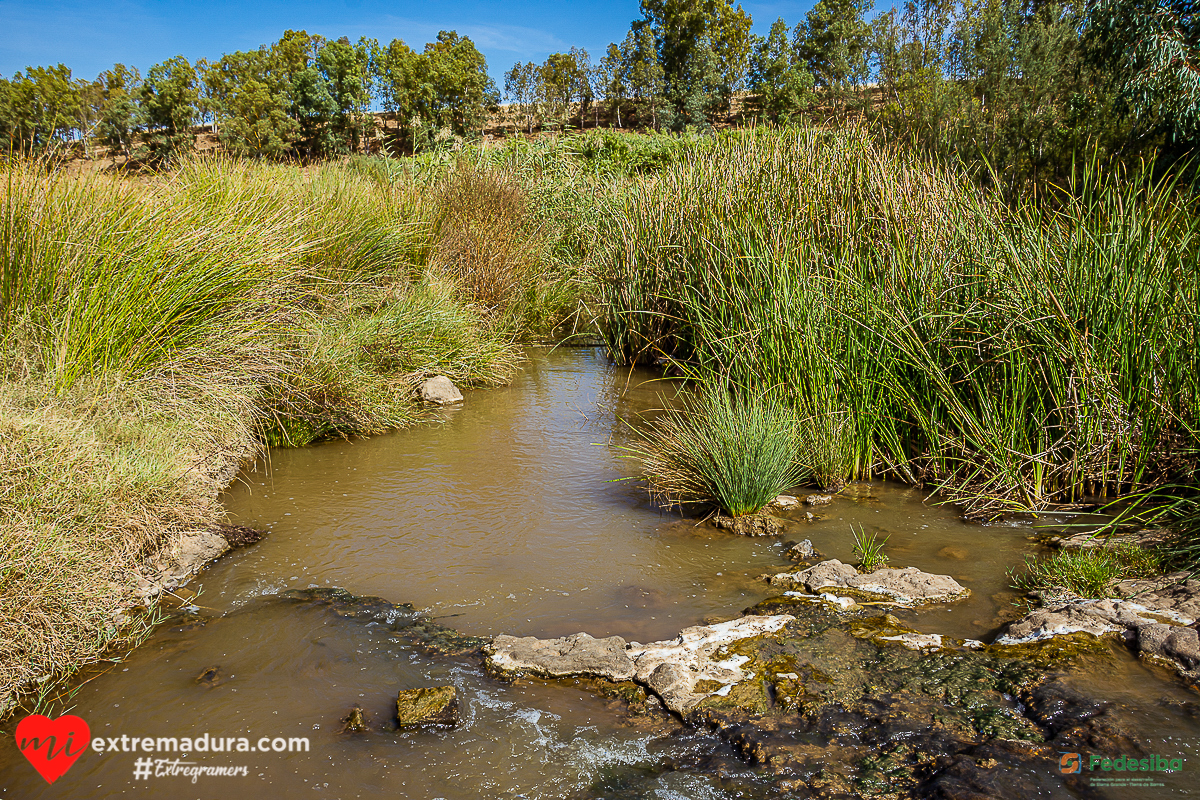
[712,514,785,537]
[846,567,971,603]
[771,495,801,509]
[770,559,858,592]
[997,594,1200,683]
[485,615,795,714]
[396,686,459,727]
[419,376,463,405]
[805,494,833,506]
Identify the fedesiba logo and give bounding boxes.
[1059,750,1185,775]
[1060,752,1081,774]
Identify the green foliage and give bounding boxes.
[139,55,200,162]
[748,18,816,122]
[1085,0,1200,147]
[537,49,593,130]
[629,382,803,517]
[795,0,873,115]
[852,527,890,571]
[627,24,671,129]
[94,64,141,158]
[636,0,752,126]
[504,61,540,133]
[0,64,84,153]
[378,31,496,152]
[202,46,299,158]
[601,127,1200,516]
[1010,543,1166,598]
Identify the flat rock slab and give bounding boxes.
[997,595,1199,684]
[487,632,635,681]
[486,615,795,714]
[396,686,459,727]
[768,559,969,605]
[419,376,463,405]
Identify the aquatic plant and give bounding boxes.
[630,383,802,517]
[852,528,890,572]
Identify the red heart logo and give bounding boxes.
[15,714,90,784]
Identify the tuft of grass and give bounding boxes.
[629,383,802,517]
[1009,542,1167,599]
[852,527,890,572]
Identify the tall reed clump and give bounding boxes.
[629,384,802,516]
[0,155,529,715]
[601,127,1200,518]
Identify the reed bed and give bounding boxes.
[602,128,1200,518]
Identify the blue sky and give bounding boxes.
[0,0,819,84]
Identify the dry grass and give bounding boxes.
[427,162,548,312]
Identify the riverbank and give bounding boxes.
[0,151,602,715]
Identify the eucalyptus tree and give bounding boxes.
[504,61,539,132]
[377,31,495,150]
[638,0,753,125]
[0,64,81,152]
[794,0,874,117]
[1084,0,1199,147]
[201,46,298,158]
[94,64,141,158]
[748,18,815,122]
[598,41,630,127]
[626,24,671,128]
[316,36,377,153]
[140,56,201,162]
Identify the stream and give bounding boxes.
[2,347,1197,799]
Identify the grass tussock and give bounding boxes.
[630,384,802,517]
[1010,543,1168,599]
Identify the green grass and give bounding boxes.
[1009,543,1167,599]
[852,527,890,572]
[600,126,1200,519]
[0,148,593,715]
[628,383,802,517]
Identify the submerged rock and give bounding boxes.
[768,559,970,605]
[418,376,464,405]
[396,686,459,727]
[787,539,817,560]
[804,494,833,506]
[340,704,369,733]
[711,513,785,536]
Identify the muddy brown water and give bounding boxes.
[2,347,1197,799]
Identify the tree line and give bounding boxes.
[0,29,497,161]
[1,0,1196,181]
